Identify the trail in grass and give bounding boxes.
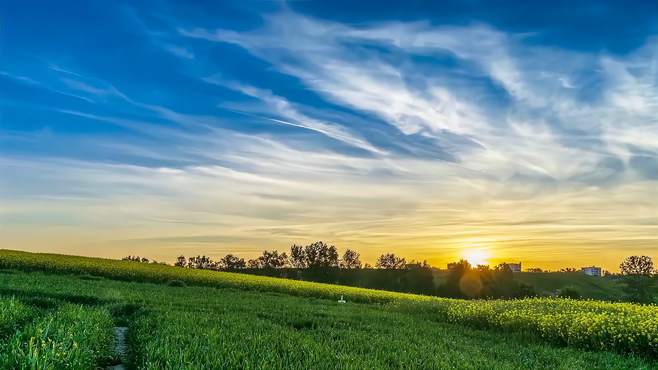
[107,326,128,370]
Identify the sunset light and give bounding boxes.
[2,1,657,367]
[463,249,490,267]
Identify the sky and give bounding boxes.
[1,1,657,271]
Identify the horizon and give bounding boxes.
[1,1,657,273]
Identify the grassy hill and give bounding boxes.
[429,270,628,301]
[0,249,656,369]
[515,272,626,300]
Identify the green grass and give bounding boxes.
[1,269,651,369]
[0,298,36,337]
[515,272,626,300]
[0,304,116,369]
[430,270,628,301]
[0,249,417,304]
[129,293,649,369]
[0,249,656,369]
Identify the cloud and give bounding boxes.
[181,10,658,183]
[181,18,490,138]
[2,7,657,268]
[204,77,385,154]
[162,43,195,59]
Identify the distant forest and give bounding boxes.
[123,241,656,302]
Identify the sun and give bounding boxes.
[463,249,490,267]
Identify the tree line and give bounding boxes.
[122,244,656,302]
[171,242,414,271]
[156,241,528,298]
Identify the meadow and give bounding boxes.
[0,249,656,369]
[513,271,627,300]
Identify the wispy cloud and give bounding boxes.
[206,76,385,154]
[182,11,658,183]
[2,5,657,268]
[162,44,195,59]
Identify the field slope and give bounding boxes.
[0,249,656,369]
[515,271,626,300]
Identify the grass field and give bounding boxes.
[429,269,628,301]
[0,249,656,369]
[515,272,627,300]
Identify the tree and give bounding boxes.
[289,244,307,268]
[620,256,655,303]
[340,249,362,269]
[476,264,490,272]
[440,259,532,299]
[122,256,149,263]
[446,259,471,279]
[375,253,406,269]
[252,250,288,269]
[303,241,338,268]
[443,260,475,298]
[620,255,654,275]
[187,255,215,270]
[219,254,246,270]
[174,255,187,267]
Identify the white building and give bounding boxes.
[499,262,522,272]
[581,266,602,277]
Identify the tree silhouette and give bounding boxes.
[219,254,246,270]
[251,250,289,269]
[303,241,338,268]
[174,255,187,267]
[375,253,406,269]
[187,255,215,270]
[122,256,150,263]
[289,244,307,269]
[620,255,654,275]
[619,256,655,303]
[340,249,362,269]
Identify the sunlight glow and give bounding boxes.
[463,249,490,267]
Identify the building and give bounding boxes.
[581,266,602,277]
[498,262,522,272]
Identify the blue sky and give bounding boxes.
[1,1,657,269]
